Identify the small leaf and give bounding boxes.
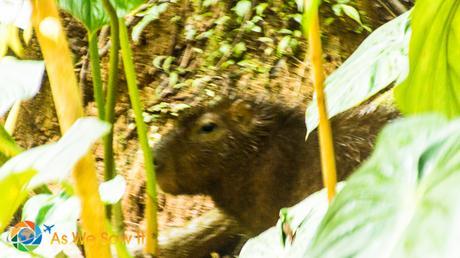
[233,42,247,57]
[233,0,252,18]
[99,175,126,204]
[219,42,232,55]
[152,55,167,69]
[341,4,362,25]
[132,3,169,42]
[277,36,291,56]
[162,56,175,73]
[255,3,269,16]
[184,24,197,41]
[0,57,45,117]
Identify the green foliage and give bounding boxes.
[0,124,21,159]
[132,2,170,42]
[111,0,145,17]
[395,0,460,118]
[57,0,108,32]
[306,115,460,258]
[241,115,460,258]
[306,12,410,137]
[58,0,144,33]
[0,168,36,232]
[233,0,252,18]
[99,175,127,204]
[332,3,371,31]
[240,184,344,257]
[0,118,109,233]
[0,57,44,116]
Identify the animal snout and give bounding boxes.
[153,156,164,172]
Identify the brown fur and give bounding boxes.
[154,97,399,235]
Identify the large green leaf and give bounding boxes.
[305,12,410,137]
[0,168,36,232]
[395,1,460,118]
[0,124,22,159]
[0,117,110,190]
[304,115,460,258]
[58,0,145,32]
[0,118,109,232]
[0,57,44,117]
[111,0,145,18]
[58,0,109,32]
[240,184,344,257]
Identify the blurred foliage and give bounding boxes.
[306,11,410,137]
[395,0,460,118]
[242,115,460,258]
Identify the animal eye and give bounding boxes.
[200,122,217,133]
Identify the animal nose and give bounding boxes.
[153,157,163,172]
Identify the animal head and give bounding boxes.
[153,98,281,195]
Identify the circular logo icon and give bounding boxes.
[8,221,42,252]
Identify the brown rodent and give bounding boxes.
[153,97,399,237]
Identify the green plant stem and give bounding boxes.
[101,0,124,238]
[119,18,158,256]
[88,31,105,120]
[101,0,119,197]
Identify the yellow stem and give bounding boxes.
[5,101,21,134]
[30,1,111,257]
[308,12,337,202]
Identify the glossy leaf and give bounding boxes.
[240,185,344,257]
[57,0,108,32]
[111,0,145,18]
[99,175,126,204]
[58,0,145,32]
[0,57,44,117]
[0,118,110,190]
[305,115,460,258]
[395,0,460,118]
[0,118,108,235]
[305,12,410,137]
[0,169,36,232]
[0,0,32,28]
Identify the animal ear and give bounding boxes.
[229,99,254,127]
